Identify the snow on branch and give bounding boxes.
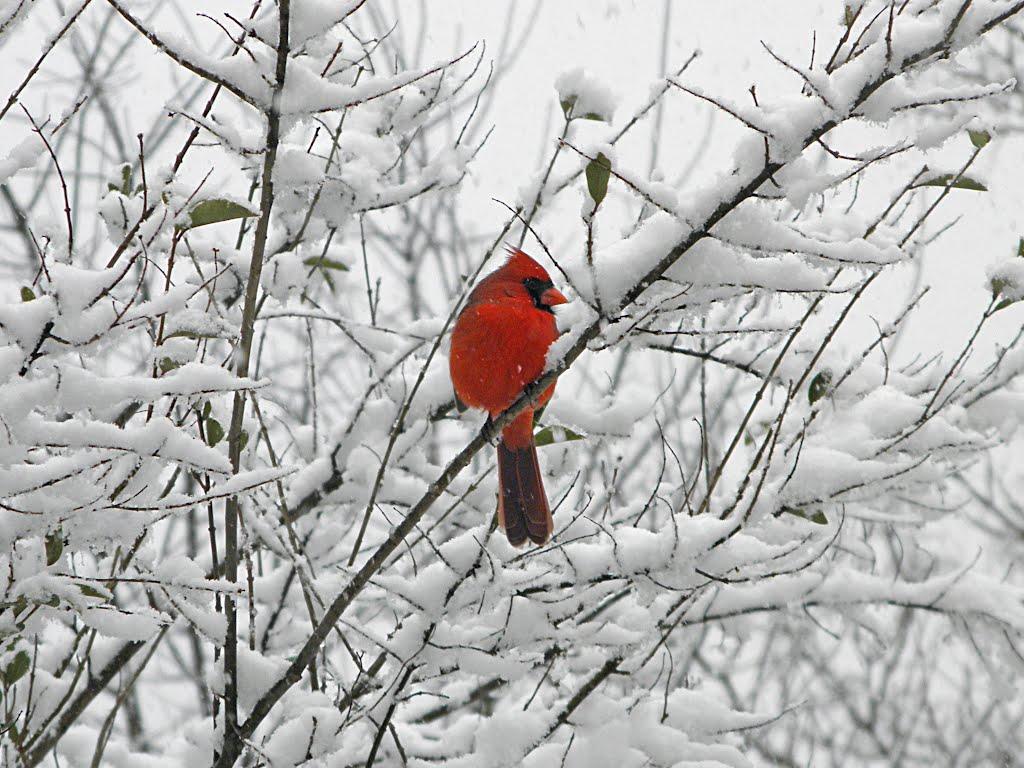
[2,1,1024,767]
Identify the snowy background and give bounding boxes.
[1,1,1024,766]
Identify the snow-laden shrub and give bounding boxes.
[1,2,1024,767]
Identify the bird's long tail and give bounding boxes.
[496,413,552,547]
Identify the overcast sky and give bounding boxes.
[397,0,1024,366]
[3,0,1022,364]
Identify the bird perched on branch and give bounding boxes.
[449,248,568,546]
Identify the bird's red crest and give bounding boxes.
[502,246,553,283]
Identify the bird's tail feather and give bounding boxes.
[496,438,552,547]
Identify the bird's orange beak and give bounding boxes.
[541,287,568,307]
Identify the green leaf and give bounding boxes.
[158,357,181,374]
[560,96,606,123]
[206,418,225,447]
[808,370,832,405]
[532,404,547,425]
[202,400,212,419]
[186,199,257,230]
[239,429,249,452]
[303,255,346,293]
[321,269,337,293]
[991,235,1024,309]
[44,531,63,566]
[110,475,130,501]
[19,286,34,302]
[919,174,987,192]
[968,129,991,149]
[992,273,1023,313]
[3,651,30,687]
[781,507,828,525]
[77,584,106,600]
[114,401,141,428]
[165,329,225,341]
[585,152,612,207]
[107,164,132,195]
[844,5,856,26]
[302,256,349,272]
[534,424,585,447]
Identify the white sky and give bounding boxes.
[423,0,1024,368]
[3,0,1023,366]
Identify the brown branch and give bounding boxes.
[105,0,261,108]
[218,0,291,764]
[23,641,145,767]
[0,0,94,124]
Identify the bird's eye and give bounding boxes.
[523,277,556,312]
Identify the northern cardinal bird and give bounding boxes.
[449,248,568,546]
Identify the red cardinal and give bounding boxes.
[449,248,568,546]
